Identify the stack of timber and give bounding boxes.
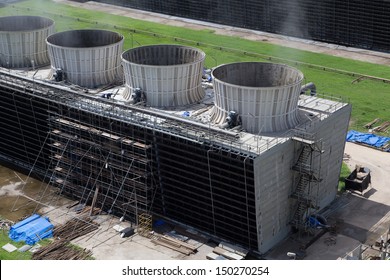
[32,239,92,260]
[53,216,99,241]
[151,234,198,255]
[364,118,380,129]
[207,241,248,260]
[32,207,100,260]
[372,121,390,133]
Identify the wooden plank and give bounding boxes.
[291,136,315,145]
[151,239,193,255]
[101,131,120,140]
[219,241,249,257]
[161,235,197,251]
[364,118,380,128]
[213,246,244,260]
[122,138,151,149]
[90,185,100,216]
[206,252,226,260]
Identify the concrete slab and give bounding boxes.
[2,243,17,253]
[17,245,32,252]
[29,244,41,253]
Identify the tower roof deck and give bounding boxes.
[1,66,348,158]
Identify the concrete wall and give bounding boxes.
[253,140,296,253]
[253,103,352,253]
[306,104,352,208]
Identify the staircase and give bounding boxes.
[290,137,322,232]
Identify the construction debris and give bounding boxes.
[53,216,99,241]
[343,153,351,161]
[208,242,248,260]
[206,252,228,260]
[32,239,93,260]
[0,218,13,230]
[364,118,380,129]
[213,246,244,260]
[28,244,41,253]
[30,212,99,260]
[372,121,390,133]
[219,241,249,256]
[151,234,198,255]
[17,245,32,252]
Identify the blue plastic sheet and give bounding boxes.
[9,214,54,245]
[346,130,390,152]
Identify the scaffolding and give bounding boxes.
[290,130,323,235]
[138,213,152,237]
[47,113,155,223]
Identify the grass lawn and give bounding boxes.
[0,229,32,260]
[0,228,52,260]
[338,162,352,193]
[0,228,93,260]
[1,0,389,134]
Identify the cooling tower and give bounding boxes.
[46,29,124,88]
[211,62,304,133]
[121,44,205,107]
[0,16,55,69]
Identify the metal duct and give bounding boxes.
[121,44,205,107]
[0,16,55,69]
[46,29,124,88]
[300,82,316,96]
[211,62,304,133]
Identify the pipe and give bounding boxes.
[219,122,229,129]
[300,82,316,96]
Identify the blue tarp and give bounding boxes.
[9,214,54,245]
[346,130,390,152]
